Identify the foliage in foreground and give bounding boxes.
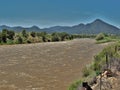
[68,41,120,90]
[68,80,83,90]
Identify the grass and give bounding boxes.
[95,33,120,44]
[96,36,118,44]
[68,80,83,90]
[68,40,120,90]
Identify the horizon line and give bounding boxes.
[0,18,120,29]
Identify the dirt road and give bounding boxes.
[0,39,110,90]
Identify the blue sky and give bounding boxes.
[0,0,120,28]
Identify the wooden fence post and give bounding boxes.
[106,52,109,69]
[100,73,102,90]
[115,46,117,53]
[109,53,113,70]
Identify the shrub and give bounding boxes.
[15,36,23,44]
[27,36,40,43]
[96,33,105,41]
[68,80,82,90]
[82,67,90,77]
[22,30,28,38]
[30,32,36,37]
[7,39,14,44]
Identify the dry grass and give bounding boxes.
[0,39,110,90]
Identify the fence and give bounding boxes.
[98,47,120,90]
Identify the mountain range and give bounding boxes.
[0,19,120,34]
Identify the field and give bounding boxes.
[0,39,110,90]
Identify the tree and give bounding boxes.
[59,32,70,41]
[42,36,46,42]
[52,32,61,42]
[0,33,2,43]
[1,29,8,43]
[7,30,15,40]
[45,34,52,42]
[22,30,28,38]
[37,32,48,42]
[17,36,23,44]
[30,31,36,37]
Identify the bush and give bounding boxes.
[27,36,41,43]
[68,80,82,90]
[96,33,105,41]
[82,67,90,77]
[15,36,23,44]
[22,30,28,38]
[30,32,36,37]
[7,39,14,44]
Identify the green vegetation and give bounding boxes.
[82,67,91,77]
[72,34,96,39]
[69,36,120,90]
[95,33,105,41]
[0,29,97,45]
[68,80,83,90]
[96,33,120,44]
[0,29,74,45]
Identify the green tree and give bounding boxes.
[0,33,2,43]
[42,36,46,42]
[52,32,61,41]
[30,31,36,37]
[17,36,23,44]
[45,34,52,42]
[37,32,47,42]
[22,30,28,38]
[37,32,47,37]
[1,29,8,43]
[59,32,70,41]
[7,30,15,40]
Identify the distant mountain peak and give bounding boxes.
[0,25,10,28]
[77,23,85,26]
[95,19,103,21]
[0,19,120,34]
[1,25,8,27]
[31,25,40,29]
[93,19,106,24]
[31,25,39,28]
[72,23,85,28]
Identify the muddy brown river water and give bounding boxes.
[0,39,110,90]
